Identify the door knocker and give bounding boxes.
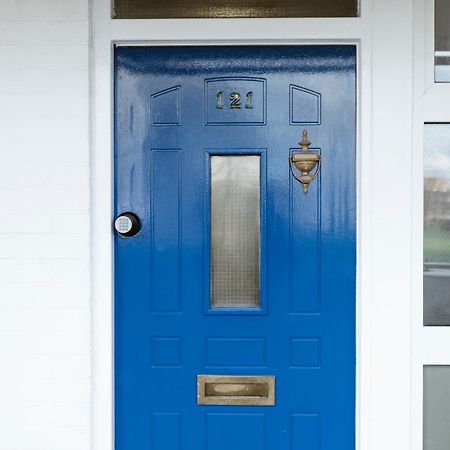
[289,130,321,194]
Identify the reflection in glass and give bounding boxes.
[424,366,450,450]
[424,124,450,325]
[113,0,358,19]
[435,0,450,82]
[210,155,260,308]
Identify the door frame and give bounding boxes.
[91,2,414,450]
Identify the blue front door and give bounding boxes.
[115,46,356,450]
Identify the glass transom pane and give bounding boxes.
[113,0,358,19]
[424,366,450,450]
[424,124,450,325]
[210,155,260,309]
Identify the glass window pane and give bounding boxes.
[424,124,450,326]
[435,0,450,82]
[113,0,358,19]
[210,155,260,309]
[424,366,450,450]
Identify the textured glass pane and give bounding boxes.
[424,366,450,450]
[435,0,450,82]
[424,124,450,325]
[211,156,260,308]
[113,0,358,19]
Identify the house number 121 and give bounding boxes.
[216,91,253,109]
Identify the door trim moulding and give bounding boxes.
[91,2,415,450]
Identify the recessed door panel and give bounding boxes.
[114,46,356,450]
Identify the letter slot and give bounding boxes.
[197,375,275,406]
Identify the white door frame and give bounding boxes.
[91,1,414,450]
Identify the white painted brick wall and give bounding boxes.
[0,1,91,449]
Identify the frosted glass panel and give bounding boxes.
[210,155,260,308]
[435,0,450,82]
[424,366,450,450]
[113,0,358,19]
[424,124,450,325]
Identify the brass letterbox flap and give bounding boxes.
[197,375,275,406]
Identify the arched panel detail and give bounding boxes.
[151,85,181,126]
[289,85,321,125]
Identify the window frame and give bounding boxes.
[411,1,450,450]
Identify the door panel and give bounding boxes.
[115,46,356,450]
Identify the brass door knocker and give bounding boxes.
[289,130,321,194]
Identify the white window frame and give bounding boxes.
[91,1,414,449]
[411,1,450,450]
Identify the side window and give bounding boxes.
[423,124,450,325]
[424,366,450,450]
[435,0,450,82]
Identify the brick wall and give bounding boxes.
[0,1,91,448]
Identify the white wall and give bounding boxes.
[0,1,91,449]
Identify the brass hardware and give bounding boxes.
[289,130,321,194]
[197,375,275,406]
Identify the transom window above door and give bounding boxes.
[113,0,358,19]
